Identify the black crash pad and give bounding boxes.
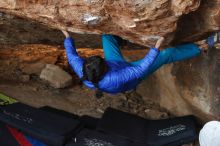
[0,103,81,146]
[97,108,197,146]
[66,129,147,146]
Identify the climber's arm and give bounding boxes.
[61,30,70,38]
[62,30,84,78]
[133,47,160,77]
[103,47,159,93]
[111,37,163,84]
[131,37,163,76]
[155,36,165,50]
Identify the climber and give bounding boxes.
[199,121,220,146]
[61,30,209,98]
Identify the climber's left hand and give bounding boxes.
[61,29,70,38]
[155,37,165,50]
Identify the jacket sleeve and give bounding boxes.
[133,47,160,77]
[64,37,84,78]
[105,48,159,88]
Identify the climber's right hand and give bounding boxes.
[155,37,165,50]
[61,29,70,38]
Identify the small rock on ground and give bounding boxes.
[20,74,30,82]
[40,64,72,88]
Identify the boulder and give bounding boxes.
[137,48,220,123]
[0,0,219,46]
[40,64,72,88]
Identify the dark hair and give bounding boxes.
[81,56,107,98]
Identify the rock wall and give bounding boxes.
[173,0,220,43]
[137,51,220,123]
[0,0,219,46]
[0,12,102,47]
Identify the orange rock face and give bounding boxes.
[0,0,219,46]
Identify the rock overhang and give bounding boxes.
[0,0,219,47]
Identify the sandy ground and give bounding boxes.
[0,44,170,119]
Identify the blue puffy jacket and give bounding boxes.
[64,37,159,94]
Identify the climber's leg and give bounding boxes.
[102,34,126,62]
[131,43,201,79]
